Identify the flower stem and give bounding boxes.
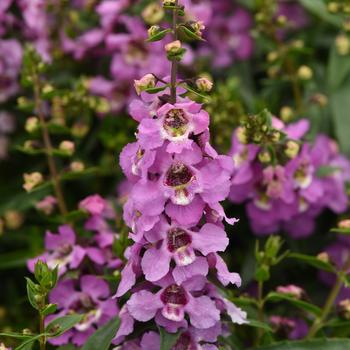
[33,71,68,216]
[39,313,46,350]
[307,255,350,338]
[256,280,264,344]
[170,0,178,104]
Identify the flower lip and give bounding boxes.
[164,163,194,188]
[160,284,188,306]
[163,108,189,137]
[167,227,192,253]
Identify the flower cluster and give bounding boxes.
[115,4,246,346]
[229,116,350,238]
[27,194,122,346]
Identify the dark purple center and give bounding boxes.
[167,228,192,252]
[70,294,96,313]
[164,163,193,188]
[173,332,194,350]
[163,109,189,135]
[57,243,73,257]
[160,284,188,305]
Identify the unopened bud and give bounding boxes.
[267,66,280,78]
[271,130,281,143]
[25,117,39,133]
[70,161,85,172]
[317,252,329,263]
[236,126,248,144]
[280,106,294,122]
[42,84,54,95]
[96,98,110,114]
[338,219,350,229]
[285,140,300,159]
[142,3,164,24]
[276,285,304,299]
[276,15,287,26]
[338,299,350,319]
[190,21,205,36]
[163,0,176,6]
[336,34,350,55]
[258,150,271,164]
[196,77,213,92]
[327,2,340,13]
[4,210,24,230]
[298,65,313,80]
[165,40,182,54]
[311,93,328,107]
[148,25,161,38]
[36,196,57,215]
[291,39,304,49]
[134,74,156,95]
[267,51,279,62]
[23,172,43,192]
[71,121,89,138]
[59,140,75,155]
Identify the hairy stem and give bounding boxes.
[170,0,178,104]
[33,71,68,216]
[307,255,350,338]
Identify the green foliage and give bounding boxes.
[159,327,181,350]
[82,317,120,350]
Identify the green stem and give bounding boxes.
[307,255,350,338]
[170,0,178,104]
[39,313,45,350]
[32,71,68,216]
[256,280,264,345]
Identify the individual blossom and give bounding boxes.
[35,195,57,215]
[270,316,308,340]
[27,225,105,275]
[47,275,118,346]
[137,100,209,154]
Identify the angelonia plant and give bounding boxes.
[115,1,247,348]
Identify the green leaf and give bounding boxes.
[46,314,84,337]
[250,338,350,350]
[330,79,350,156]
[299,0,342,28]
[15,333,48,350]
[181,84,211,102]
[0,332,33,340]
[328,43,350,91]
[147,28,172,42]
[143,85,168,94]
[159,327,181,350]
[316,166,342,177]
[244,319,273,332]
[179,25,204,41]
[288,253,335,272]
[57,346,77,350]
[25,277,40,310]
[41,303,57,316]
[82,317,120,350]
[331,227,350,235]
[265,292,322,316]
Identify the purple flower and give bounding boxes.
[141,216,229,282]
[204,3,254,67]
[79,194,107,216]
[137,101,209,154]
[0,39,22,102]
[27,225,105,275]
[48,275,118,346]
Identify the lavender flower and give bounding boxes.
[114,3,246,346]
[47,275,118,346]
